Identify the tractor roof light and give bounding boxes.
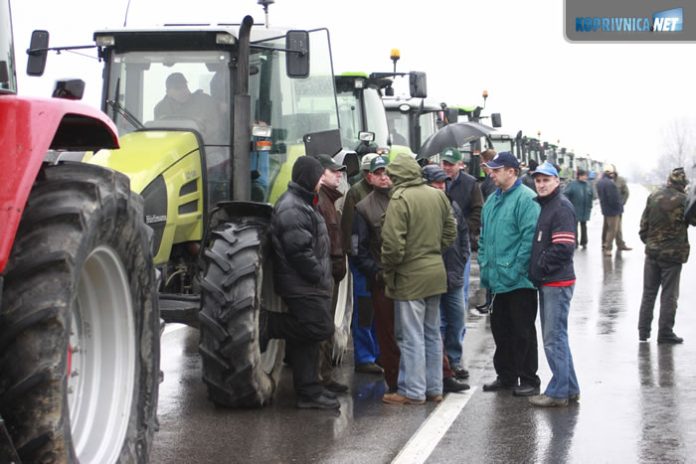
[95,35,115,47]
[252,124,272,138]
[398,103,410,113]
[216,33,235,45]
[390,48,401,61]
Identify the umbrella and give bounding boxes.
[417,121,495,160]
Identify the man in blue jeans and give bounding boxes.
[528,161,580,407]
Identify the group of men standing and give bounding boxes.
[263,145,694,411]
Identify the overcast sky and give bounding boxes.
[11,0,696,178]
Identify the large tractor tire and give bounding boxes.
[199,218,284,408]
[0,163,160,463]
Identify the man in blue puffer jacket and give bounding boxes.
[528,162,580,408]
[478,152,541,397]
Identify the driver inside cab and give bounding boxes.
[154,72,222,143]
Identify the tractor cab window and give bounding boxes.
[0,2,16,94]
[106,50,230,146]
[419,112,438,147]
[386,111,410,147]
[363,87,389,149]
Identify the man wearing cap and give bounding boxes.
[381,155,457,405]
[527,161,579,407]
[351,155,399,389]
[314,154,349,394]
[596,164,623,257]
[637,168,696,344]
[422,164,472,394]
[266,155,338,409]
[340,153,384,375]
[154,72,222,143]
[440,147,483,379]
[478,151,541,397]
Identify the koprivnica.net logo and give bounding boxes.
[576,8,683,32]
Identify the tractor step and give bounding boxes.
[159,293,200,327]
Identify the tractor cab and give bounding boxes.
[86,23,339,266]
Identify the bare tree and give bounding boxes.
[658,117,696,182]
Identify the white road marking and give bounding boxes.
[391,387,477,464]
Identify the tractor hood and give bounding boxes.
[89,130,200,194]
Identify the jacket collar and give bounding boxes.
[535,186,561,205]
[288,181,317,205]
[320,184,343,202]
[495,178,523,197]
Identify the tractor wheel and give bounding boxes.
[199,219,283,408]
[0,163,160,464]
[331,259,353,364]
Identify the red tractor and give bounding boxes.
[0,1,159,462]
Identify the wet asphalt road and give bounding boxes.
[151,184,696,463]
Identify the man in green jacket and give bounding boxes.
[381,154,457,404]
[563,169,594,248]
[478,152,542,397]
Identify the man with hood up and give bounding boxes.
[638,167,696,344]
[266,155,338,410]
[380,154,457,405]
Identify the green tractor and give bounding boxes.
[35,17,350,408]
[334,72,414,160]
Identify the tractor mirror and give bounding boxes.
[409,71,427,98]
[52,79,85,100]
[286,30,310,78]
[445,108,459,125]
[27,30,50,76]
[491,113,502,128]
[358,131,375,143]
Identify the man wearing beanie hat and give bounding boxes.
[637,167,696,344]
[267,155,339,409]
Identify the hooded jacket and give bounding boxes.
[381,155,457,300]
[271,157,332,298]
[639,183,695,264]
[563,179,593,222]
[478,179,540,294]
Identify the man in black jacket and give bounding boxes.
[528,161,579,407]
[596,164,624,256]
[266,155,338,410]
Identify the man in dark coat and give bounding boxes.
[595,164,623,256]
[528,162,579,407]
[315,154,349,394]
[266,155,338,409]
[563,169,594,248]
[638,168,696,344]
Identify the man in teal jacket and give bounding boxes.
[478,152,542,397]
[381,154,457,404]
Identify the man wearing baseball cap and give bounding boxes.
[528,161,579,407]
[340,153,384,375]
[439,147,483,380]
[314,154,349,394]
[479,151,542,397]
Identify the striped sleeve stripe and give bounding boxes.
[552,232,575,244]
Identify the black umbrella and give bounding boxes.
[417,121,495,160]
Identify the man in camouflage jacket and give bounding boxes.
[638,168,696,344]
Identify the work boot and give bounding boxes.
[513,384,540,397]
[443,377,470,393]
[323,380,349,394]
[529,394,568,407]
[382,392,425,405]
[453,367,470,380]
[482,378,515,392]
[639,331,650,342]
[296,392,340,410]
[355,362,384,375]
[618,245,633,251]
[603,250,613,257]
[426,394,443,403]
[657,333,684,344]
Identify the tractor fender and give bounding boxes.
[0,95,118,274]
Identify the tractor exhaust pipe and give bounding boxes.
[232,15,253,202]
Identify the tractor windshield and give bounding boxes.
[386,111,410,148]
[0,0,16,94]
[490,138,514,155]
[335,82,389,151]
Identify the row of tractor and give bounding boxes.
[0,1,603,461]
